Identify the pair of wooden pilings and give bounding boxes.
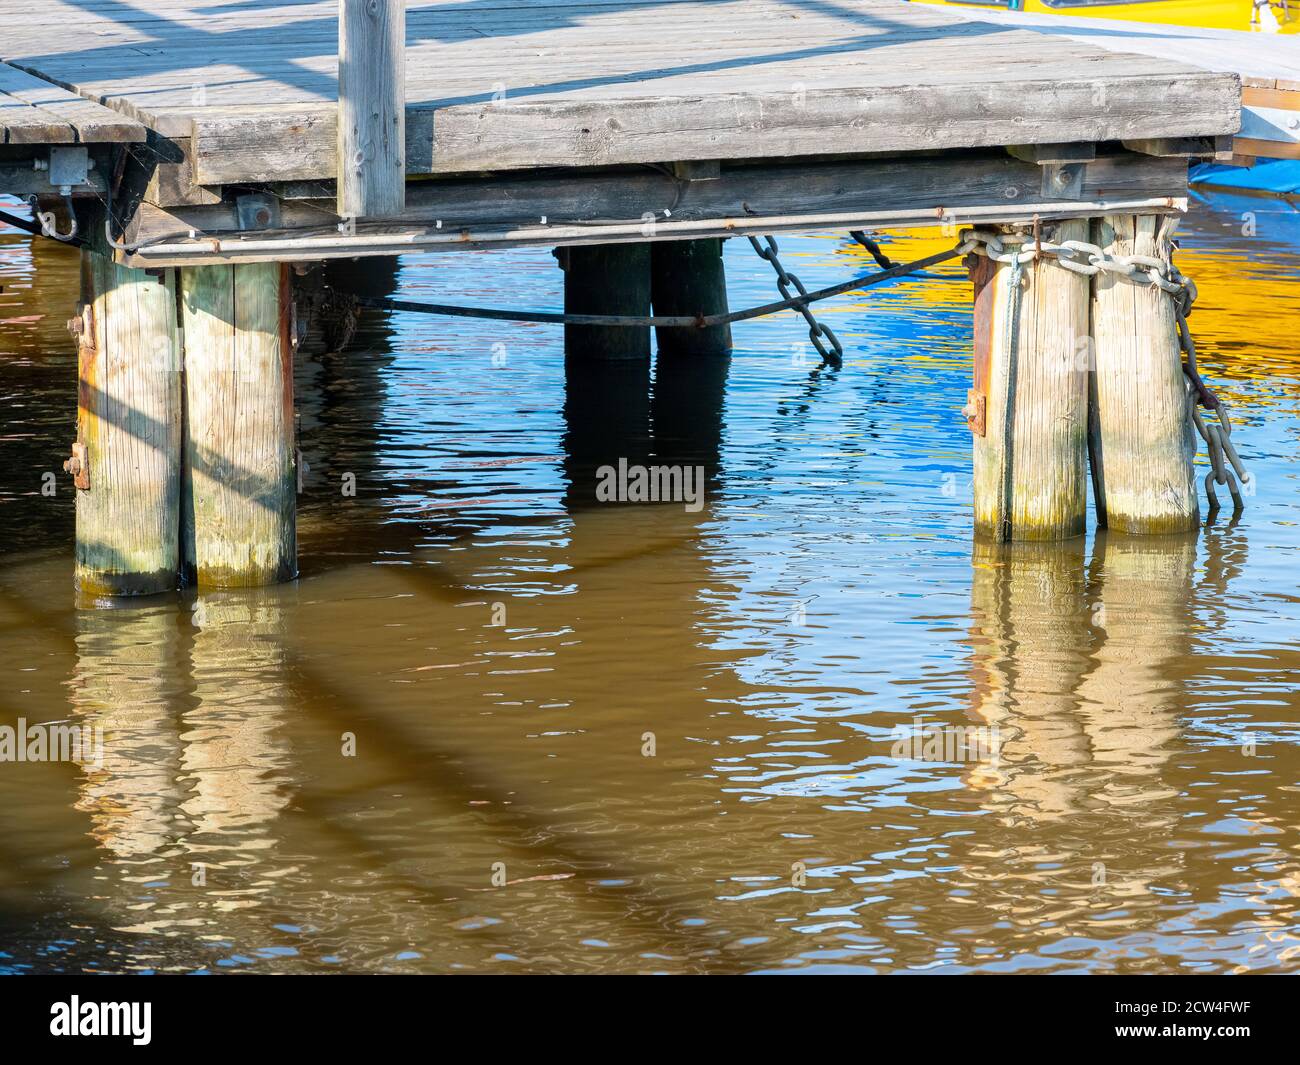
[559,239,732,358]
[71,237,730,596]
[73,250,296,596]
[969,215,1197,542]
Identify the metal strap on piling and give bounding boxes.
[994,254,1024,543]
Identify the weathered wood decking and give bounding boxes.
[0,1,1242,263]
[0,62,142,144]
[1,0,1238,176]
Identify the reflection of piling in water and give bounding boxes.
[563,346,730,513]
[968,539,1092,817]
[968,532,1198,820]
[651,352,729,496]
[181,591,290,847]
[1075,532,1195,804]
[69,604,185,858]
[562,358,652,511]
[69,589,291,873]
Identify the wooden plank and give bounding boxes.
[191,108,435,185]
[337,0,405,217]
[139,151,1190,233]
[189,68,1237,182]
[1007,143,1096,164]
[0,62,144,143]
[1233,137,1300,161]
[431,74,1239,173]
[1243,86,1300,112]
[143,136,222,206]
[0,0,1242,182]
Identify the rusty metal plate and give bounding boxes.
[964,389,986,437]
[64,441,89,490]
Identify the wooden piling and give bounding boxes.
[559,243,652,359]
[72,250,182,597]
[651,239,732,356]
[969,221,1091,542]
[1088,215,1198,534]
[180,262,297,588]
[337,0,406,219]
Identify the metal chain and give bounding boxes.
[1177,305,1249,511]
[962,228,1250,513]
[748,234,844,368]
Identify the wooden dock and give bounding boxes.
[0,1,1250,594]
[1,0,1241,261]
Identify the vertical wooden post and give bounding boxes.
[180,263,297,589]
[72,250,182,597]
[1088,215,1198,534]
[651,238,732,356]
[558,243,652,359]
[337,0,405,219]
[969,220,1090,541]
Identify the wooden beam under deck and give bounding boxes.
[117,148,1189,267]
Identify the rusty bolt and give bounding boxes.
[63,442,89,490]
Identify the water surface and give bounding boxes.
[1,198,1299,973]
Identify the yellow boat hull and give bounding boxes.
[911,0,1299,35]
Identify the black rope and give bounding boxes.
[355,245,966,329]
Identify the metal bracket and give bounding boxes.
[1040,161,1086,200]
[48,146,90,192]
[963,389,986,437]
[236,192,280,231]
[63,442,90,490]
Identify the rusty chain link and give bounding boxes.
[748,234,844,368]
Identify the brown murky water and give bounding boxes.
[1,196,1299,973]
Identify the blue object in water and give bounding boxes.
[1190,160,1300,196]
